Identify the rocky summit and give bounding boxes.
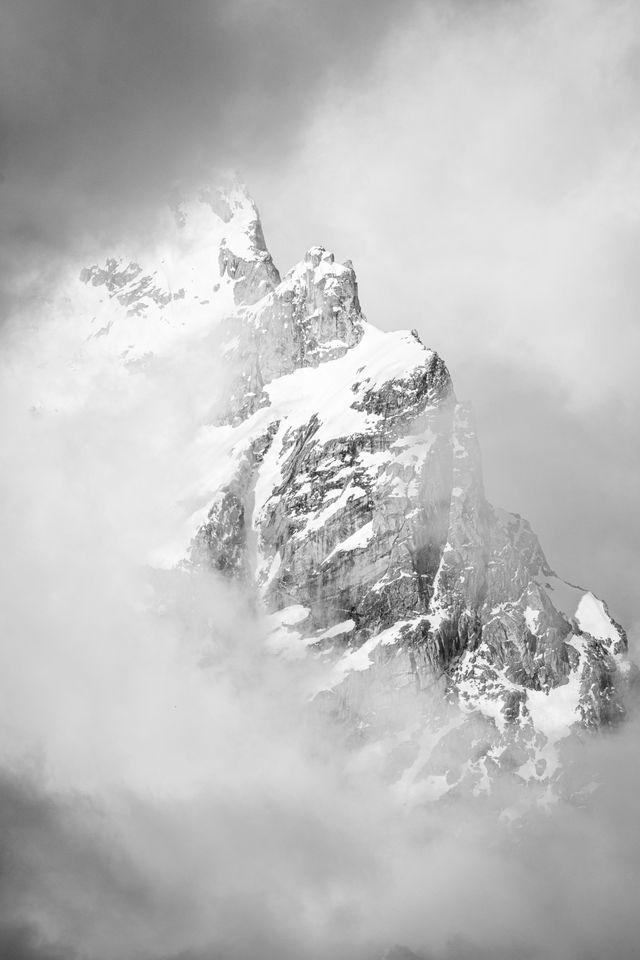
[79,182,632,804]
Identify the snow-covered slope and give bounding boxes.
[68,181,631,802]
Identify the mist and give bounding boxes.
[0,0,421,289]
[2,1,640,958]
[2,0,638,623]
[0,228,638,960]
[247,0,640,634]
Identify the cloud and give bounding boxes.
[0,276,639,960]
[2,2,640,958]
[247,0,640,628]
[0,0,420,283]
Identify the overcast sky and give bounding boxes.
[248,0,640,639]
[2,0,638,636]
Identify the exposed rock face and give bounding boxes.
[78,181,632,803]
[218,242,365,424]
[217,209,280,306]
[189,184,630,801]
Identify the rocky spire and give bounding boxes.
[215,181,281,305]
[217,230,368,424]
[192,200,632,803]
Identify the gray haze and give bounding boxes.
[247,0,640,638]
[0,0,419,266]
[2,0,638,633]
[1,1,640,959]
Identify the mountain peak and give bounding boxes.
[71,184,631,805]
[214,239,369,424]
[304,245,334,266]
[212,183,280,306]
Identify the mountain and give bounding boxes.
[76,181,632,804]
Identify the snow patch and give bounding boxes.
[526,672,581,743]
[322,521,374,563]
[524,606,540,634]
[575,593,620,644]
[315,619,356,641]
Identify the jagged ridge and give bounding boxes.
[78,182,631,804]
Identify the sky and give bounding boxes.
[1,1,640,959]
[2,0,639,635]
[247,0,640,639]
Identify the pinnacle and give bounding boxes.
[304,246,335,267]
